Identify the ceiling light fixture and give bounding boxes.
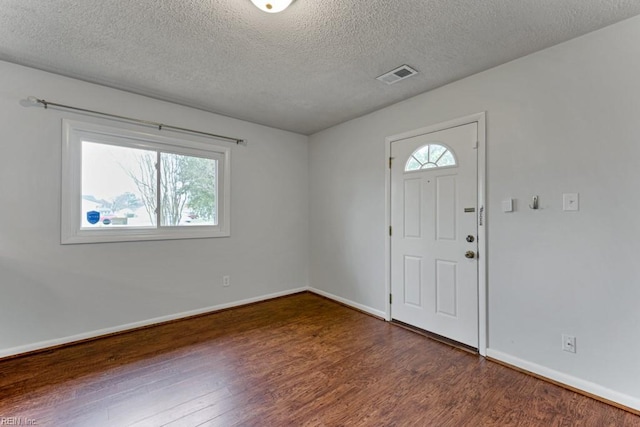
[251,0,294,13]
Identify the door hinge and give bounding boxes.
[389,226,392,236]
[389,293,392,304]
[389,157,393,169]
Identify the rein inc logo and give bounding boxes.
[0,418,37,425]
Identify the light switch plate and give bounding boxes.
[563,193,579,211]
[502,198,513,213]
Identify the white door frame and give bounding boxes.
[384,112,487,356]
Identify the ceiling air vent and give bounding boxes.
[376,65,418,85]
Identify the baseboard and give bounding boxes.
[308,287,386,319]
[486,349,640,414]
[0,287,309,360]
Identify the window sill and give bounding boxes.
[61,226,230,244]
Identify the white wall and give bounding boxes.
[309,16,640,409]
[0,61,309,356]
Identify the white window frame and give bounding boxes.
[61,119,231,244]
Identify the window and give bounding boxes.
[62,119,230,244]
[404,143,456,172]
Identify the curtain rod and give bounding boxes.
[26,96,245,145]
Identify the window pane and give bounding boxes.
[81,141,156,228]
[160,153,217,226]
[412,146,429,164]
[405,157,421,171]
[438,151,455,166]
[428,144,447,163]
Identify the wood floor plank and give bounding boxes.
[0,292,638,426]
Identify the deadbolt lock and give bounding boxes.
[466,235,475,243]
[465,251,476,259]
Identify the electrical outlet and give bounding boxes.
[562,334,576,353]
[222,275,230,287]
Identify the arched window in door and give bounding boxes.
[404,143,457,171]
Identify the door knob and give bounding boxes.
[465,251,476,259]
[466,235,475,243]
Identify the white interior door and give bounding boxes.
[390,123,478,348]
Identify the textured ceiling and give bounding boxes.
[1,0,640,135]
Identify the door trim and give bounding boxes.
[384,112,487,356]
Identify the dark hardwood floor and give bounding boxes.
[0,292,638,426]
